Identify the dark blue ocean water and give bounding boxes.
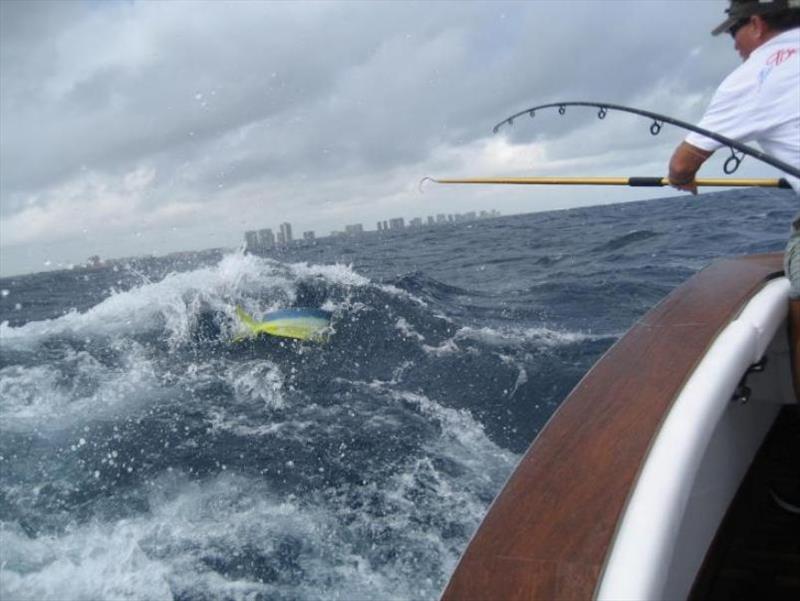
[0,189,795,600]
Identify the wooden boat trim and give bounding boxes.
[440,253,785,601]
[597,276,790,600]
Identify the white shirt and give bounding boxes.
[686,28,800,191]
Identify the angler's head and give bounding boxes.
[712,0,800,59]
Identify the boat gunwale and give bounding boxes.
[440,252,785,601]
[597,276,790,600]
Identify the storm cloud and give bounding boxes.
[1,0,747,275]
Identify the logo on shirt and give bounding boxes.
[767,48,797,67]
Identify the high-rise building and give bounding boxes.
[389,218,405,230]
[436,214,446,223]
[345,224,364,235]
[280,222,293,244]
[258,228,275,249]
[377,221,383,231]
[245,231,259,253]
[409,217,422,228]
[277,231,286,245]
[427,216,435,225]
[303,231,315,240]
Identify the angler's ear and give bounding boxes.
[750,15,770,40]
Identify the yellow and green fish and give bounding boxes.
[235,306,332,342]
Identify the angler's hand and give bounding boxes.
[668,142,711,196]
[669,177,698,195]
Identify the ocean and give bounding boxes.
[0,188,796,601]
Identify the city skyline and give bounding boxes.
[244,208,502,253]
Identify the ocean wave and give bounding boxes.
[422,339,461,356]
[395,317,426,342]
[225,360,286,409]
[1,391,516,601]
[414,324,612,359]
[1,518,174,601]
[388,272,472,300]
[0,253,440,359]
[0,253,383,350]
[0,340,158,429]
[349,379,516,466]
[1,189,791,601]
[592,229,661,252]
[498,354,528,398]
[454,325,614,348]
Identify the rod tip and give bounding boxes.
[418,177,437,193]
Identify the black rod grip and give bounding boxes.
[628,177,666,187]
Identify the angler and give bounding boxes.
[667,0,800,397]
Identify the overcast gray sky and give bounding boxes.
[1,0,766,276]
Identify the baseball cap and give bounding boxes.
[711,0,800,36]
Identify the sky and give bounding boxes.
[0,0,774,276]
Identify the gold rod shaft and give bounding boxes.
[430,177,788,188]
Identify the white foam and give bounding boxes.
[0,341,158,430]
[395,317,425,342]
[1,466,503,601]
[378,283,428,306]
[499,354,528,398]
[355,378,517,477]
[0,364,63,422]
[1,520,174,601]
[225,360,286,410]
[422,339,461,356]
[414,323,610,359]
[286,261,371,287]
[454,324,613,348]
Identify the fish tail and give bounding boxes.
[235,306,260,336]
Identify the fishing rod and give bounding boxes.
[421,176,791,190]
[492,101,800,180]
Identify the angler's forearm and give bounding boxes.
[669,142,713,184]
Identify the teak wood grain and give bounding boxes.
[441,253,784,601]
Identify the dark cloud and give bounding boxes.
[1,0,736,275]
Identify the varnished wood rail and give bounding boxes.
[441,253,785,601]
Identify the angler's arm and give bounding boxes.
[668,142,713,194]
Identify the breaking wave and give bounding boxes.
[0,251,530,601]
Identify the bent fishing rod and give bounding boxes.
[491,101,800,179]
